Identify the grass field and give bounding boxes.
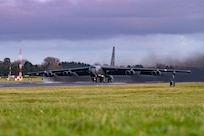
[0,83,204,136]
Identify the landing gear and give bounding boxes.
[91,76,105,83]
[99,77,105,82]
[170,72,176,87]
[92,77,97,82]
[91,75,113,83]
[170,80,175,87]
[106,75,113,83]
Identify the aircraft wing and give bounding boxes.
[101,66,191,76]
[27,66,90,77]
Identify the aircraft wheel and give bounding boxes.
[170,81,175,87]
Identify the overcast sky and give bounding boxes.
[0,0,204,66]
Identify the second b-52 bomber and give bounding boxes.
[27,47,191,86]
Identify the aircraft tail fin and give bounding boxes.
[110,46,115,66]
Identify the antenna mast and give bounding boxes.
[18,48,23,80]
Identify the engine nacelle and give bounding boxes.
[151,70,162,76]
[63,71,73,76]
[125,69,136,75]
[44,71,54,77]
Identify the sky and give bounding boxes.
[0,0,204,67]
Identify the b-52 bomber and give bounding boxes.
[27,47,191,86]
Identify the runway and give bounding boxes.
[0,82,132,89]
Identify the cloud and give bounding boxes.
[34,0,53,3]
[0,33,203,66]
[0,0,203,67]
[0,0,203,40]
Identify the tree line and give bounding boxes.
[0,57,90,77]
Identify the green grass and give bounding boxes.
[0,83,204,136]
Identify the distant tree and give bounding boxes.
[135,64,144,68]
[1,58,12,76]
[59,61,90,69]
[23,61,33,74]
[3,58,11,65]
[0,65,10,76]
[165,65,175,69]
[0,61,4,76]
[0,61,3,65]
[156,64,175,69]
[11,61,19,75]
[156,64,166,69]
[42,57,60,70]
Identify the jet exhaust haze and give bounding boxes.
[141,52,204,68]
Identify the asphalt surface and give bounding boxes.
[0,82,131,89]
